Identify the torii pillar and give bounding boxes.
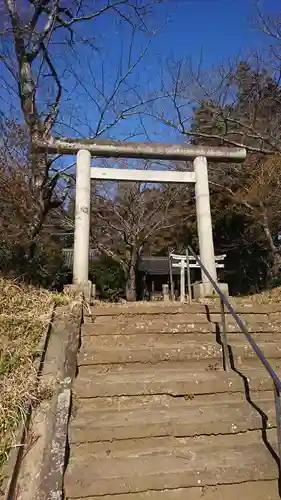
[193,155,226,298]
[72,149,93,301]
[35,137,246,300]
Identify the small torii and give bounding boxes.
[169,251,226,304]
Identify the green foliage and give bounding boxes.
[213,208,271,295]
[0,240,71,290]
[89,255,126,301]
[0,353,21,377]
[28,244,71,290]
[186,61,281,295]
[266,270,281,291]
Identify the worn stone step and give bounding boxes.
[92,313,213,324]
[78,334,281,365]
[66,480,280,500]
[91,312,272,326]
[89,303,281,317]
[229,355,281,374]
[69,394,275,444]
[64,431,278,497]
[90,305,213,317]
[82,321,281,336]
[74,364,273,397]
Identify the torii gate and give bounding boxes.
[36,137,246,298]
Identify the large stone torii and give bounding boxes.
[35,137,246,298]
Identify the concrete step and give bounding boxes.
[64,430,278,497]
[74,364,273,397]
[91,312,272,326]
[90,305,216,317]
[82,321,281,336]
[78,334,281,365]
[89,304,281,317]
[65,480,280,500]
[69,395,275,443]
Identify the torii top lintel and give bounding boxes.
[34,137,246,163]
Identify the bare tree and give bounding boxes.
[62,157,182,301]
[0,120,36,243]
[131,4,281,155]
[1,0,165,240]
[137,2,281,281]
[91,170,181,301]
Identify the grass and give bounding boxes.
[194,285,281,306]
[0,279,62,485]
[244,285,281,304]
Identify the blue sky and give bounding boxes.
[154,0,266,65]
[1,0,279,149]
[92,0,277,66]
[53,0,279,146]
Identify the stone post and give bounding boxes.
[151,281,155,301]
[73,149,91,285]
[162,284,170,303]
[194,156,217,297]
[180,258,185,303]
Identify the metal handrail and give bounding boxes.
[188,245,281,470]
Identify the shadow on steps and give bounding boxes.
[204,301,281,498]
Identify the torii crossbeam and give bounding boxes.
[36,137,246,298]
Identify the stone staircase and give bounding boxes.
[64,302,281,499]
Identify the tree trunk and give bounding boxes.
[260,204,281,284]
[125,264,137,302]
[269,251,281,285]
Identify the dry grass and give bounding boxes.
[193,286,281,306]
[0,279,68,484]
[242,286,281,304]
